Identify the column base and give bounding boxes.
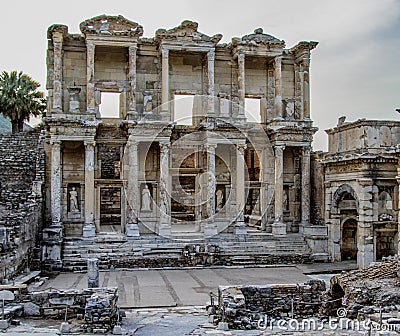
[82,224,96,238]
[234,221,247,236]
[126,223,140,238]
[204,222,218,237]
[159,223,171,238]
[272,222,287,236]
[298,221,310,234]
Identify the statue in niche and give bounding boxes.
[141,185,152,211]
[285,100,295,119]
[69,187,79,212]
[283,189,288,211]
[378,191,393,213]
[143,91,153,113]
[216,189,224,211]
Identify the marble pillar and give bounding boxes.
[161,47,169,114]
[272,145,286,235]
[301,146,311,228]
[207,50,215,116]
[205,143,218,237]
[159,142,171,237]
[52,32,63,112]
[83,141,96,238]
[86,42,95,113]
[126,140,140,237]
[50,140,62,226]
[397,170,400,254]
[235,144,248,235]
[357,178,375,268]
[274,56,283,119]
[303,59,310,119]
[128,45,137,117]
[237,50,246,118]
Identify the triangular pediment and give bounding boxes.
[156,20,222,44]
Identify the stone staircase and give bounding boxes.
[61,231,312,271]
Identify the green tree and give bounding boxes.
[0,71,46,133]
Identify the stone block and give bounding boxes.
[125,223,140,237]
[83,224,96,238]
[272,223,287,236]
[60,321,69,334]
[0,320,8,330]
[23,302,40,316]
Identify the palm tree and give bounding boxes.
[0,71,46,133]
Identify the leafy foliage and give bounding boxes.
[0,71,46,133]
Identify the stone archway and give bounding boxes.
[331,184,358,215]
[341,218,358,260]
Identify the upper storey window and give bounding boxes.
[99,92,121,118]
[174,94,194,125]
[245,98,261,123]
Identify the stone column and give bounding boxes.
[126,140,140,237]
[127,45,137,118]
[50,139,62,226]
[237,50,246,118]
[83,141,96,238]
[86,42,95,113]
[272,145,286,235]
[295,63,304,119]
[159,142,171,237]
[357,178,375,268]
[161,47,169,114]
[207,49,215,116]
[205,143,218,236]
[301,146,311,229]
[397,168,400,254]
[274,56,283,119]
[87,258,99,288]
[235,144,248,235]
[52,32,63,112]
[302,59,310,119]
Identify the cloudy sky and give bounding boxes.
[1,0,399,150]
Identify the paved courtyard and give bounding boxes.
[40,263,357,308]
[41,266,310,308]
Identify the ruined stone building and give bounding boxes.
[42,15,323,268]
[1,15,398,277]
[318,118,400,267]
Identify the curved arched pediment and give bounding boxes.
[231,28,285,48]
[331,184,359,215]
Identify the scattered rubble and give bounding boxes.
[321,256,400,322]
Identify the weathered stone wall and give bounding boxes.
[0,128,45,280]
[218,280,326,329]
[326,119,400,153]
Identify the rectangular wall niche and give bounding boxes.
[99,92,121,118]
[100,187,121,226]
[174,94,194,125]
[245,98,261,123]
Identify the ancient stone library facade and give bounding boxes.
[2,15,398,276]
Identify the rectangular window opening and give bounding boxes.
[99,92,121,118]
[245,98,261,123]
[174,94,194,125]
